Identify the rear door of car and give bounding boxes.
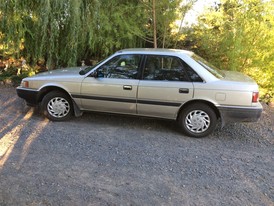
[79,54,142,114]
[137,55,194,119]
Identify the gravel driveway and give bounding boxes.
[0,86,273,206]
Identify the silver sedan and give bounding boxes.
[17,49,262,137]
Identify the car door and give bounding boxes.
[80,54,142,114]
[137,55,194,119]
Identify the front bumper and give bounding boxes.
[16,87,39,106]
[218,104,263,125]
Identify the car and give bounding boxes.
[16,48,262,137]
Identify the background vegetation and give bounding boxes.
[0,0,273,102]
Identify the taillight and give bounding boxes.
[252,92,259,103]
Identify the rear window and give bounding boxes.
[191,54,225,79]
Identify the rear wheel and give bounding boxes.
[42,91,73,121]
[178,103,217,138]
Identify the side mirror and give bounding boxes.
[89,70,104,78]
[90,71,98,78]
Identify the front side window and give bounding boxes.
[143,55,191,81]
[96,54,141,79]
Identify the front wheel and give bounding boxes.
[178,103,217,138]
[42,91,73,121]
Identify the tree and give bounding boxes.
[190,0,274,99]
[152,0,157,48]
[131,0,196,48]
[0,0,146,68]
[0,0,195,69]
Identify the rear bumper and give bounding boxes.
[16,87,39,106]
[218,104,263,124]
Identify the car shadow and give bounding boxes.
[77,111,180,134]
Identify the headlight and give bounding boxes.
[21,80,29,88]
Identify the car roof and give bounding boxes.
[116,48,194,56]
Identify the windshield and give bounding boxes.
[191,54,225,79]
[79,58,106,75]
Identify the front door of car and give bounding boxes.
[137,55,194,119]
[80,54,142,114]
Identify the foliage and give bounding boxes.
[139,0,196,48]
[188,0,274,100]
[0,0,194,69]
[0,0,197,86]
[1,0,272,102]
[0,61,36,85]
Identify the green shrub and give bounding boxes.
[0,66,36,86]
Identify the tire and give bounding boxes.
[178,103,217,138]
[42,91,73,121]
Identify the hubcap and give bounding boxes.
[185,110,210,133]
[47,97,70,118]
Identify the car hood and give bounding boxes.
[222,71,256,83]
[34,67,82,77]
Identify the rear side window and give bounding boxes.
[143,55,203,82]
[183,62,204,82]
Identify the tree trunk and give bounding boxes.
[152,0,157,48]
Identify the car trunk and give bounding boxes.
[222,71,257,84]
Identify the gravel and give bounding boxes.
[0,86,273,206]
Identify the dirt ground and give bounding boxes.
[0,86,273,206]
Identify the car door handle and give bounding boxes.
[179,88,189,94]
[123,85,132,90]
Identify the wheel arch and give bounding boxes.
[37,86,71,103]
[177,100,221,120]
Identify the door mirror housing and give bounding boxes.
[89,71,98,78]
[89,70,104,78]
